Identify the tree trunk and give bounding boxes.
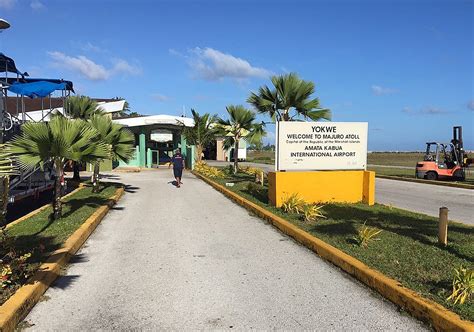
[53,161,63,220]
[233,139,239,174]
[0,176,9,226]
[92,162,100,193]
[72,161,81,182]
[196,145,203,162]
[283,109,290,121]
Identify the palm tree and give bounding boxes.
[89,115,135,193]
[66,95,104,120]
[66,95,104,181]
[10,116,108,219]
[180,109,217,162]
[215,105,266,174]
[0,144,15,226]
[247,72,331,122]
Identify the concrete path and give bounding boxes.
[25,170,425,330]
[207,161,474,225]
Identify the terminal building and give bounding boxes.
[113,114,248,170]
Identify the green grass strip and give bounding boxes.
[1,183,119,305]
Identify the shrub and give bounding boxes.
[302,204,326,222]
[353,223,382,248]
[194,161,224,178]
[0,228,32,289]
[447,266,473,305]
[281,193,306,214]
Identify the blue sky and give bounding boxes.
[1,0,473,150]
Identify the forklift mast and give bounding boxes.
[451,126,465,165]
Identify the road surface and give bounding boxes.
[207,161,474,226]
[25,171,425,330]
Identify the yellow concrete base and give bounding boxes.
[268,170,375,206]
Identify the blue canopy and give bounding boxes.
[8,81,67,98]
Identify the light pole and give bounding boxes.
[0,19,11,143]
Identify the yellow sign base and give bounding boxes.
[268,170,375,207]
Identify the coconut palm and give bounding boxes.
[0,144,15,226]
[247,72,331,122]
[215,105,266,174]
[89,115,135,192]
[66,95,104,181]
[180,109,217,162]
[9,116,108,219]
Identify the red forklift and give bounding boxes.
[415,126,472,181]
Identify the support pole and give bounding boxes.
[438,207,448,246]
[139,132,146,167]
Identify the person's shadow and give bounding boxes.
[168,180,178,187]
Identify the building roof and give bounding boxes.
[113,114,194,128]
[4,96,122,114]
[6,98,126,122]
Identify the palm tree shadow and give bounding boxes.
[319,205,473,261]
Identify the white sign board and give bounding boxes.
[150,129,173,142]
[276,122,368,171]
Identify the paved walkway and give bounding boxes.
[25,171,425,330]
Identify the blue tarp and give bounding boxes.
[8,81,67,98]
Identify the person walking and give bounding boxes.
[170,149,185,187]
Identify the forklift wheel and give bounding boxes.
[425,172,438,180]
[453,169,465,181]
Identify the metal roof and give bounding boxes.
[113,114,194,128]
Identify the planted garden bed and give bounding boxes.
[0,183,119,305]
[199,167,474,321]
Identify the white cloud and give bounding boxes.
[467,100,474,111]
[151,93,170,102]
[168,48,183,57]
[371,85,398,96]
[48,51,141,81]
[81,42,103,53]
[30,0,45,10]
[112,58,141,76]
[0,0,15,9]
[173,47,272,81]
[422,107,446,115]
[48,52,109,80]
[402,106,448,115]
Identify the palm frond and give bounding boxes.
[67,95,104,119]
[10,116,108,169]
[0,144,16,176]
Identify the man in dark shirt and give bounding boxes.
[170,149,185,187]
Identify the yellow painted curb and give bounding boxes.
[193,172,474,332]
[0,186,125,332]
[6,184,86,230]
[376,174,474,190]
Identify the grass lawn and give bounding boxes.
[205,170,474,321]
[367,152,424,167]
[0,183,119,305]
[247,150,274,164]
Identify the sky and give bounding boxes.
[0,0,473,151]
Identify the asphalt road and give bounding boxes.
[375,178,473,225]
[25,171,425,330]
[207,161,474,226]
